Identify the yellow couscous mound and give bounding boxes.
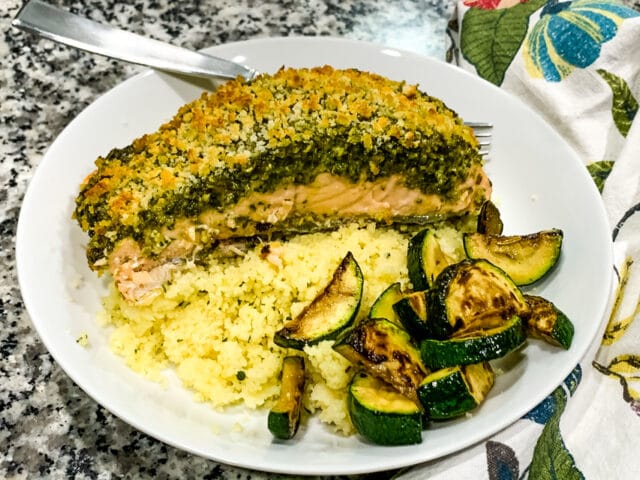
[99,223,413,434]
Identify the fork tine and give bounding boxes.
[466,122,492,158]
[465,122,493,128]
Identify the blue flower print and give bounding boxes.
[523,0,639,82]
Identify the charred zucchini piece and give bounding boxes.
[420,316,526,369]
[407,228,457,291]
[348,372,423,446]
[417,362,494,419]
[429,259,528,339]
[369,282,404,327]
[393,291,431,340]
[268,356,306,440]
[333,318,429,403]
[274,252,363,349]
[524,295,574,349]
[463,229,563,286]
[477,200,503,235]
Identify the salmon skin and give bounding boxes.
[74,66,490,302]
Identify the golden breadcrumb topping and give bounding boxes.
[75,66,482,266]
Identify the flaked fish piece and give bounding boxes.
[74,66,491,302]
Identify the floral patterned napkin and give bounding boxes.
[397,1,640,478]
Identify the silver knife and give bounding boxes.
[12,0,258,81]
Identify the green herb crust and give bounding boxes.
[74,66,483,268]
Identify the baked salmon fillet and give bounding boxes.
[74,66,491,303]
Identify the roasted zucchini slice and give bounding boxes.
[417,362,494,419]
[463,229,563,286]
[477,200,504,235]
[524,295,575,349]
[420,316,526,370]
[268,356,306,440]
[429,259,528,339]
[392,291,431,340]
[407,228,457,291]
[369,282,404,327]
[348,372,423,446]
[333,318,429,403]
[274,252,363,349]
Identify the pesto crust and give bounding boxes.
[74,66,483,267]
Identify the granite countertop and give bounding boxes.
[1,0,453,478]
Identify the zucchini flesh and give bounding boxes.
[268,356,306,440]
[524,295,574,349]
[429,259,528,339]
[348,372,423,446]
[417,362,494,419]
[274,252,363,349]
[369,282,404,327]
[407,228,456,291]
[420,316,526,370]
[333,318,429,403]
[477,200,503,235]
[463,229,563,286]
[392,291,431,340]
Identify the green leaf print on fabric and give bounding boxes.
[597,69,639,137]
[586,160,615,192]
[528,388,585,479]
[461,0,547,85]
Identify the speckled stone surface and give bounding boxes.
[1,1,453,478]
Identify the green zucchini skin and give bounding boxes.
[348,372,423,446]
[369,282,404,327]
[426,264,458,340]
[463,229,563,286]
[407,228,456,291]
[333,318,429,403]
[417,362,494,419]
[268,356,306,440]
[393,291,431,340]
[407,229,432,291]
[274,252,363,349]
[420,316,526,370]
[524,295,574,349]
[428,259,528,339]
[476,200,504,235]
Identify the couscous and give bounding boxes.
[99,222,418,434]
